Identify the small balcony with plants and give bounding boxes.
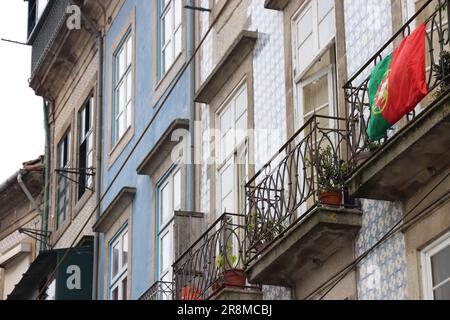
[173,213,261,300]
[345,0,450,201]
[244,115,362,288]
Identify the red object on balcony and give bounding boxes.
[181,286,202,300]
[319,190,343,206]
[223,269,246,288]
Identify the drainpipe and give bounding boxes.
[42,99,51,252]
[68,0,104,300]
[93,32,103,301]
[188,1,196,212]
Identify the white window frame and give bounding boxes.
[78,96,94,199]
[421,231,450,300]
[292,0,335,76]
[56,129,71,229]
[112,30,133,146]
[215,83,248,217]
[157,167,182,287]
[159,0,183,77]
[295,65,336,131]
[109,227,129,300]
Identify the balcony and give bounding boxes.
[244,116,362,290]
[28,0,70,79]
[345,0,450,201]
[139,281,174,301]
[173,213,261,300]
[27,0,109,97]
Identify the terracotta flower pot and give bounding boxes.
[223,269,246,288]
[319,190,343,205]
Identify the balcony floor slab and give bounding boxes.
[245,206,362,287]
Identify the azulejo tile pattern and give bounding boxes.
[249,0,288,172]
[248,0,290,300]
[344,0,408,300]
[344,0,393,82]
[356,200,408,300]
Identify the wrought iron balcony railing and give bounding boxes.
[29,0,70,78]
[245,115,352,266]
[345,0,450,166]
[139,281,174,301]
[173,213,251,300]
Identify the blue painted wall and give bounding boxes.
[98,0,193,300]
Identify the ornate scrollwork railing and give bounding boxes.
[245,115,352,265]
[173,213,250,300]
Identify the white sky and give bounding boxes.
[0,1,45,182]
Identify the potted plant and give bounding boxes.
[433,50,450,98]
[312,145,349,205]
[247,214,285,252]
[355,140,381,166]
[215,240,246,289]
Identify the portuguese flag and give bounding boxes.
[367,23,428,141]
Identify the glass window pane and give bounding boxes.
[235,88,247,119]
[220,108,232,132]
[119,113,126,138]
[122,232,128,268]
[221,165,234,213]
[174,0,182,26]
[318,11,336,49]
[236,113,247,146]
[126,72,132,103]
[303,75,329,116]
[434,281,450,300]
[222,193,234,215]
[298,35,314,72]
[126,102,132,129]
[318,0,334,21]
[174,27,182,57]
[297,7,313,46]
[126,36,132,67]
[112,286,119,300]
[163,8,172,46]
[173,170,181,211]
[112,242,120,278]
[431,245,450,285]
[122,277,128,300]
[163,41,173,74]
[160,230,172,273]
[118,48,126,80]
[160,183,171,224]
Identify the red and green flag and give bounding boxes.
[367,23,428,141]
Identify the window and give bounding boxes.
[158,0,183,77]
[78,96,94,200]
[28,0,49,36]
[56,130,71,229]
[293,0,335,74]
[296,66,335,130]
[157,168,181,291]
[112,30,133,146]
[109,227,129,300]
[422,232,450,300]
[216,84,248,216]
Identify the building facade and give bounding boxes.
[12,0,449,300]
[0,158,44,300]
